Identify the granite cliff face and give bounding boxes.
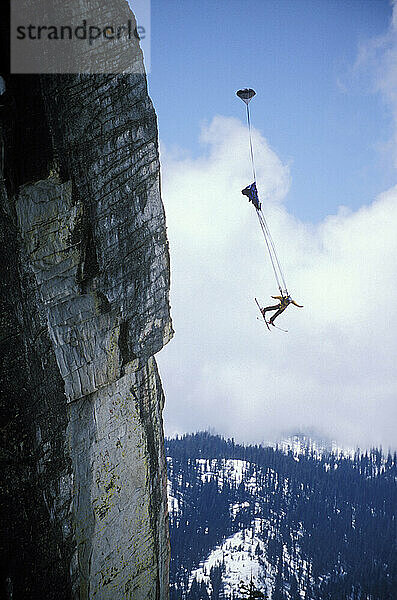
[0,14,172,600]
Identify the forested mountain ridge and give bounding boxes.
[166,432,397,600]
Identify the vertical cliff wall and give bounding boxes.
[0,10,172,600]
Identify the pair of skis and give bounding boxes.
[255,298,288,332]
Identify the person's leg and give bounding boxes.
[269,307,286,324]
[261,304,279,317]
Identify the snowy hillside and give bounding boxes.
[190,528,275,598]
[275,434,355,460]
[166,432,397,600]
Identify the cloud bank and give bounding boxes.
[157,114,397,450]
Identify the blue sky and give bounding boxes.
[148,0,394,221]
[147,0,397,449]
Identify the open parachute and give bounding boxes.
[236,88,256,104]
[236,88,288,297]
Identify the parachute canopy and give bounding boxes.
[236,88,256,105]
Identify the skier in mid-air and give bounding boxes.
[261,294,303,326]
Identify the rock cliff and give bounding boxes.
[0,9,172,600]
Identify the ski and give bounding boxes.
[255,298,270,330]
[270,322,288,333]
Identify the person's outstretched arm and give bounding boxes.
[291,300,303,308]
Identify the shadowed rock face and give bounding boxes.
[0,9,173,600]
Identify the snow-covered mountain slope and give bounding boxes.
[166,432,397,600]
[190,527,275,598]
[178,458,309,599]
[275,433,356,460]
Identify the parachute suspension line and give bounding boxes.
[257,207,288,293]
[255,209,282,292]
[256,209,285,295]
[256,208,288,295]
[246,102,256,182]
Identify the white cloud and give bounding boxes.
[157,113,397,451]
[356,0,397,166]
